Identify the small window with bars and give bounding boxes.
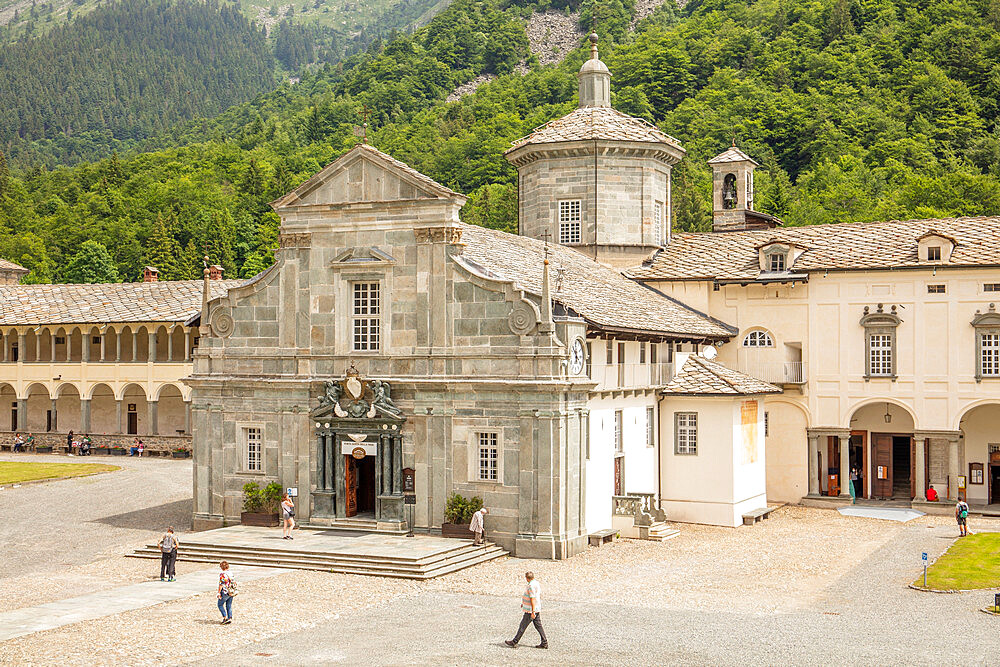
[614,410,623,452]
[558,200,582,244]
[986,284,1000,293]
[653,201,664,244]
[927,284,946,294]
[768,253,786,272]
[981,333,1000,378]
[868,333,893,376]
[606,339,613,365]
[646,407,655,447]
[675,412,698,454]
[352,282,380,351]
[927,246,941,261]
[244,427,263,472]
[477,432,499,481]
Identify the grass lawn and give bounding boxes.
[917,532,1000,590]
[0,461,120,485]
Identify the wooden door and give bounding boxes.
[345,455,357,517]
[10,405,16,431]
[910,437,916,499]
[127,412,138,435]
[872,434,892,499]
[614,456,623,496]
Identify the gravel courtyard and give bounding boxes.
[1,457,998,665]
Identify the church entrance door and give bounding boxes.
[345,455,358,517]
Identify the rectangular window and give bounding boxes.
[927,284,946,294]
[927,246,941,261]
[768,253,785,272]
[586,342,592,378]
[352,282,380,351]
[986,284,1000,293]
[92,336,101,344]
[639,342,647,364]
[558,200,582,244]
[868,333,893,377]
[244,427,262,472]
[55,336,65,345]
[675,412,698,454]
[477,432,499,481]
[646,407,655,447]
[653,201,664,244]
[650,343,658,364]
[982,333,1000,378]
[617,343,625,365]
[764,411,769,437]
[606,339,613,365]
[614,410,623,452]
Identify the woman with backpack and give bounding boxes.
[158,526,179,581]
[956,499,970,537]
[281,493,296,539]
[217,561,236,624]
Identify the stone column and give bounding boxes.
[808,434,820,496]
[81,398,91,433]
[915,437,927,501]
[148,331,156,363]
[185,330,192,361]
[17,398,26,430]
[838,434,851,498]
[184,402,191,434]
[392,436,402,495]
[948,436,961,500]
[131,334,138,362]
[100,333,106,362]
[148,400,158,435]
[81,333,89,363]
[35,331,41,361]
[2,333,7,363]
[115,332,121,362]
[17,332,25,363]
[50,398,57,432]
[50,333,56,362]
[116,400,123,434]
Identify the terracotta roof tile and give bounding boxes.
[0,280,240,326]
[456,224,734,339]
[662,354,780,395]
[628,216,1000,281]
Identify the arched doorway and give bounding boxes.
[89,384,117,434]
[0,383,16,431]
[121,384,148,435]
[959,403,1000,506]
[848,401,916,500]
[156,384,186,436]
[55,384,82,434]
[25,383,52,432]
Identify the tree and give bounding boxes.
[62,240,119,283]
[204,210,236,276]
[144,213,183,280]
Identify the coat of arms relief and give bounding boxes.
[317,365,402,419]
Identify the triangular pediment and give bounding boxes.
[270,144,463,209]
[331,246,397,270]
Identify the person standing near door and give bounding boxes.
[158,526,179,581]
[956,498,970,537]
[505,571,548,649]
[849,468,859,504]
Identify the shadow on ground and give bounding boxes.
[91,498,192,531]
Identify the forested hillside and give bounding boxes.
[0,0,275,163]
[1,0,999,286]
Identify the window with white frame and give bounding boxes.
[352,282,380,351]
[477,432,499,481]
[558,200,582,244]
[614,410,623,452]
[646,407,655,447]
[586,342,592,377]
[605,339,613,364]
[653,201,664,244]
[244,426,263,472]
[742,330,774,347]
[768,252,786,272]
[639,342,647,364]
[868,333,893,376]
[927,246,941,261]
[675,412,697,454]
[982,333,999,378]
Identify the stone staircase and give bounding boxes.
[613,493,680,542]
[128,534,506,580]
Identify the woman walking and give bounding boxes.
[158,526,179,582]
[281,493,296,539]
[217,561,235,624]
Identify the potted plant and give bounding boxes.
[240,481,282,526]
[110,445,126,456]
[35,442,53,454]
[441,492,483,538]
[93,444,110,455]
[171,447,190,459]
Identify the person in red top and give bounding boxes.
[926,486,939,502]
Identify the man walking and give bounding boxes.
[158,526,179,581]
[956,498,970,537]
[469,506,488,545]
[505,571,548,650]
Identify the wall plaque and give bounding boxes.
[402,467,415,494]
[351,447,366,460]
[970,463,984,485]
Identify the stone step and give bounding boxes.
[127,544,507,579]
[639,522,680,542]
[130,541,498,571]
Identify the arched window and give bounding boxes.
[742,330,774,347]
[722,173,738,209]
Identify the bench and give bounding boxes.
[588,528,617,547]
[742,506,777,526]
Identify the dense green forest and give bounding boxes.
[1,0,999,286]
[0,1,275,163]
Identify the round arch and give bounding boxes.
[24,382,51,432]
[740,327,776,348]
[89,383,117,434]
[957,402,1000,504]
[953,400,1000,431]
[120,383,148,435]
[54,383,81,433]
[843,398,918,431]
[119,326,135,362]
[156,383,187,436]
[0,383,16,431]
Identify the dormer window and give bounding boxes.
[927,246,941,261]
[917,231,955,264]
[768,252,786,272]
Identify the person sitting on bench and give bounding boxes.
[12,434,24,452]
[926,486,939,502]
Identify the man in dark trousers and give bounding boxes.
[158,526,179,581]
[505,571,548,649]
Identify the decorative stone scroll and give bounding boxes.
[508,299,540,336]
[209,307,235,338]
[414,227,463,244]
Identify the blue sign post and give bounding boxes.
[922,552,928,587]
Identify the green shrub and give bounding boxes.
[445,492,483,524]
[263,482,283,513]
[242,481,263,512]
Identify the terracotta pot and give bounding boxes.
[241,512,280,527]
[441,522,473,538]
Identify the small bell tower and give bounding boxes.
[708,145,779,232]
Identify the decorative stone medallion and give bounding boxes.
[209,307,235,338]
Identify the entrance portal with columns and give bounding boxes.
[309,367,406,529]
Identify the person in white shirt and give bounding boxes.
[469,507,488,545]
[505,571,548,649]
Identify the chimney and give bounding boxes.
[209,265,224,280]
[143,266,159,282]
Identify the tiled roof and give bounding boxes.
[507,106,683,151]
[0,259,29,273]
[628,216,1000,281]
[0,280,240,326]
[707,147,758,165]
[662,354,780,396]
[455,224,734,339]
